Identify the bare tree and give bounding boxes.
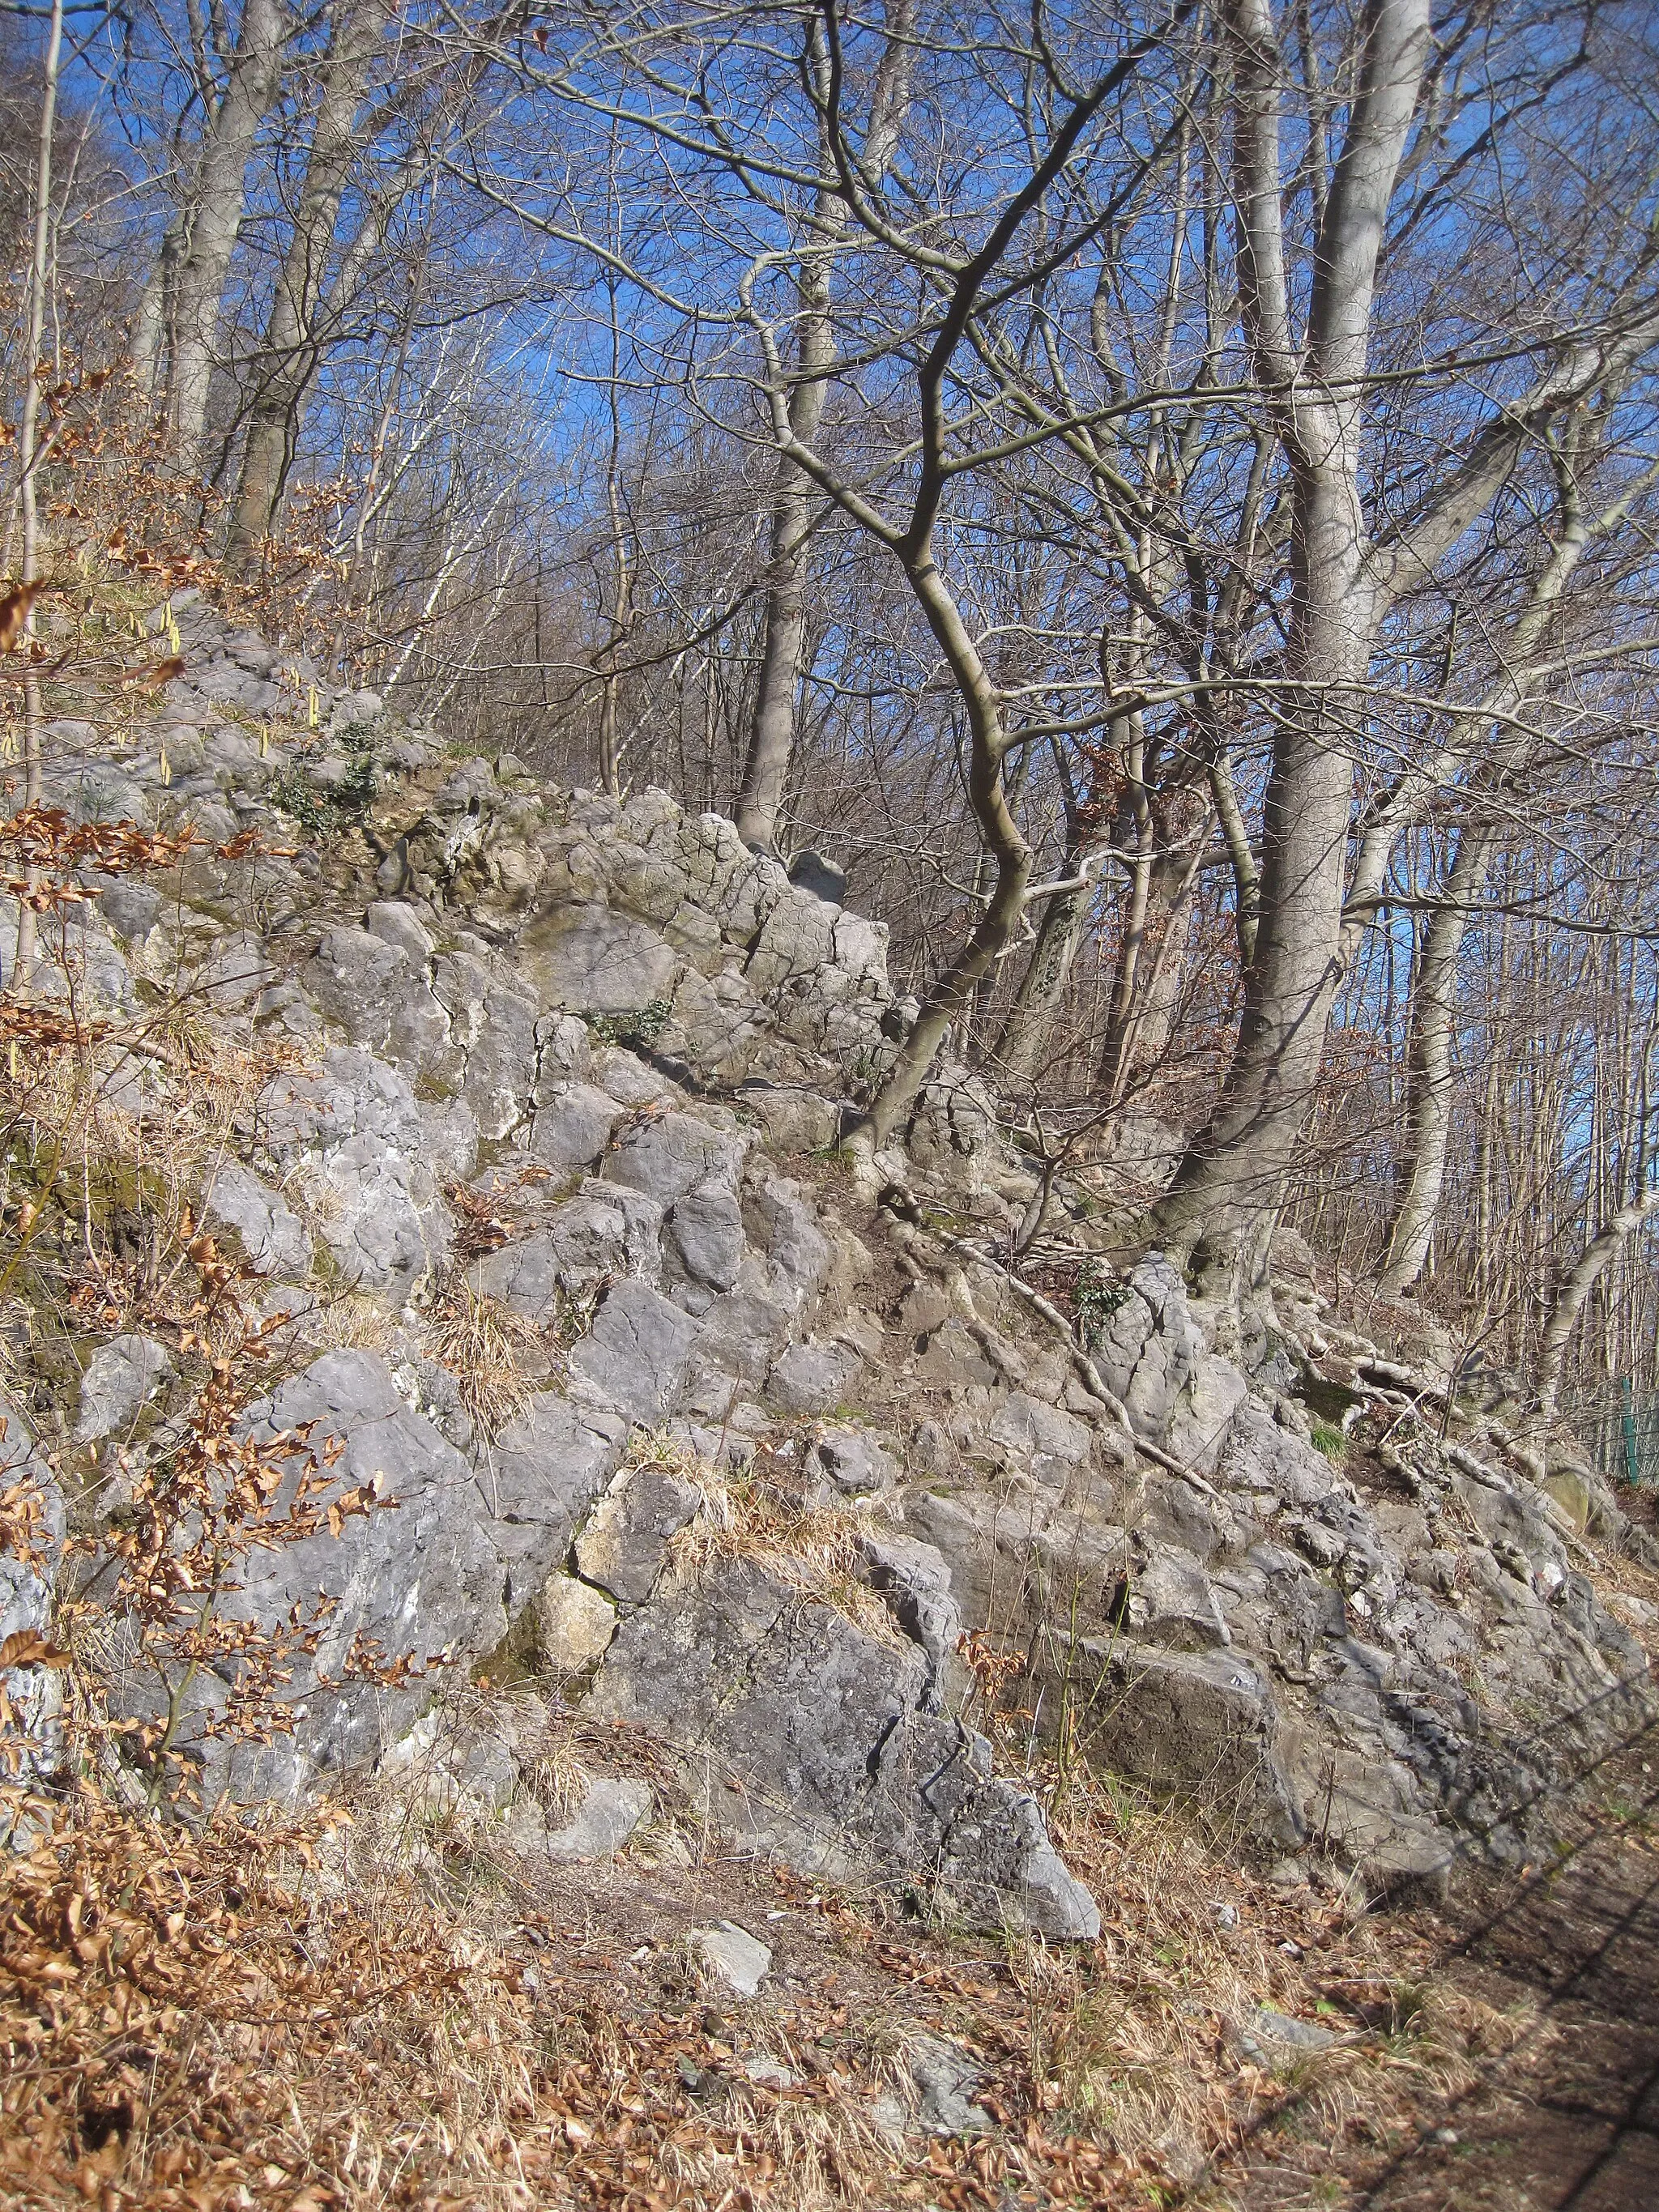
[133,0,290,474]
[224,0,396,564]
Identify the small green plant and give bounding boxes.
[1074,1258,1132,1341]
[267,742,377,834]
[1311,1419,1348,1462]
[583,998,672,1051]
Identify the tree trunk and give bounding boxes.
[1536,1189,1659,1427]
[226,0,390,568]
[1100,845,1199,1112]
[735,235,834,851]
[993,874,1092,1082]
[734,5,914,852]
[11,0,63,999]
[164,0,289,476]
[1149,0,1431,1260]
[1378,826,1495,1294]
[851,556,1030,1151]
[1150,484,1377,1253]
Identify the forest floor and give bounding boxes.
[1223,1720,1659,2212]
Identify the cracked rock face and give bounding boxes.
[26,590,1652,1910]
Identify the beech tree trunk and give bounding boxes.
[1151,0,1431,1259]
[1536,1189,1659,1426]
[1099,846,1199,1113]
[151,0,289,475]
[734,263,833,849]
[852,555,1031,1150]
[733,4,915,855]
[1378,828,1495,1295]
[226,0,391,568]
[11,0,62,997]
[994,874,1092,1082]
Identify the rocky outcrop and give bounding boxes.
[11,590,1652,1915]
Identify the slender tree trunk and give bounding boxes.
[1378,826,1495,1294]
[735,253,833,850]
[1536,1189,1659,1427]
[734,3,914,853]
[1152,477,1378,1252]
[11,0,63,999]
[165,0,288,476]
[226,0,391,567]
[1101,844,1201,1110]
[851,558,1030,1150]
[994,875,1092,1081]
[1150,0,1431,1261]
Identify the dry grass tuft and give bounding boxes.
[426,1273,541,1440]
[663,1442,904,1647]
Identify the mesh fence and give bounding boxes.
[1563,1380,1659,1490]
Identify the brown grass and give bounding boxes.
[425,1273,541,1441]
[660,1440,905,1649]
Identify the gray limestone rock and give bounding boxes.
[1087,1256,1206,1445]
[603,1110,747,1210]
[987,1392,1093,1490]
[904,2036,992,2137]
[0,1391,66,1793]
[520,903,680,1014]
[471,1182,664,1319]
[73,1334,174,1445]
[808,1426,898,1501]
[1235,2007,1340,2069]
[544,1775,652,1860]
[574,1461,704,1605]
[662,1183,747,1309]
[787,848,847,906]
[569,1279,700,1426]
[475,1391,626,1615]
[533,1573,618,1672]
[586,1552,1098,1937]
[689,1920,772,1997]
[1077,1641,1305,1852]
[108,1349,512,1802]
[1120,1544,1233,1651]
[529,1082,625,1175]
[203,1159,312,1281]
[766,1337,862,1417]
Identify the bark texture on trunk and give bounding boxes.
[1536,1189,1659,1426]
[159,0,289,475]
[1150,0,1431,1259]
[226,0,390,567]
[994,874,1092,1082]
[12,0,62,997]
[1378,828,1494,1294]
[734,285,831,850]
[735,5,915,854]
[852,554,1031,1150]
[1099,845,1199,1112]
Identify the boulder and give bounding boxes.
[73,1334,174,1445]
[543,1775,652,1861]
[689,1921,772,1997]
[99,1350,509,1803]
[1077,1641,1305,1852]
[568,1281,700,1426]
[532,1573,618,1672]
[766,1336,862,1416]
[586,1552,1098,1937]
[574,1460,703,1605]
[520,903,679,1013]
[203,1159,312,1281]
